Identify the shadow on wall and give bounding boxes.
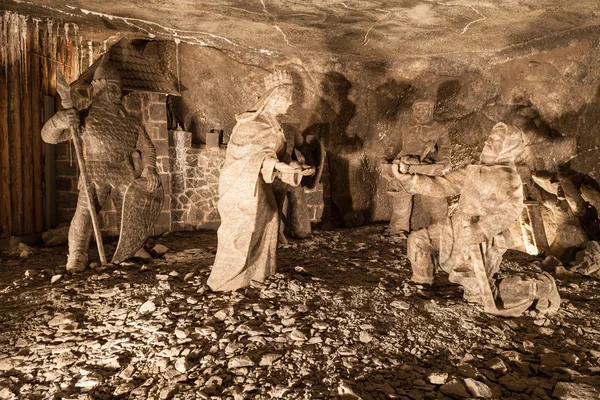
[303,71,361,225]
[552,84,600,185]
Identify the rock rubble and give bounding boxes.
[0,226,600,399]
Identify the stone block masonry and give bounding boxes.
[169,130,225,231]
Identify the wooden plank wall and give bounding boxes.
[0,13,80,239]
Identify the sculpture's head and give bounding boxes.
[91,56,123,106]
[412,99,434,124]
[70,83,92,110]
[480,122,525,165]
[262,70,294,116]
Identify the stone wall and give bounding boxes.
[174,37,600,227]
[123,92,171,236]
[169,130,224,231]
[53,93,329,237]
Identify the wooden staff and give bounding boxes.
[56,69,107,264]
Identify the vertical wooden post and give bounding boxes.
[7,14,24,236]
[44,95,56,229]
[49,21,57,98]
[31,22,44,232]
[21,20,34,234]
[40,22,49,95]
[0,15,12,238]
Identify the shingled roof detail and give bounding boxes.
[74,39,180,96]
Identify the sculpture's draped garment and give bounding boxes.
[207,111,286,291]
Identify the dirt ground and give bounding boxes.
[1,225,600,399]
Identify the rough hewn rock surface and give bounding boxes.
[2,226,600,399]
[170,35,600,224]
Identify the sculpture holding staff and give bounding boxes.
[41,56,162,272]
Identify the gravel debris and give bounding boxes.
[1,225,600,399]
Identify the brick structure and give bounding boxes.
[123,92,171,236]
[54,102,330,238]
[169,130,225,231]
[54,142,79,225]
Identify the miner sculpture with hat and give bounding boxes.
[41,56,162,272]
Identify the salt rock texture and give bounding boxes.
[4,1,600,223]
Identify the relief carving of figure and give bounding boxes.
[388,98,451,233]
[273,124,311,242]
[394,122,560,316]
[41,57,161,272]
[274,125,326,242]
[207,71,315,292]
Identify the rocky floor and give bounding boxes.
[1,225,600,400]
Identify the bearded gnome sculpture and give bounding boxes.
[394,122,561,316]
[41,56,162,272]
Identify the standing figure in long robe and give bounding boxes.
[207,71,314,291]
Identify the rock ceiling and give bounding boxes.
[2,0,600,61]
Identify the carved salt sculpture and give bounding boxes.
[394,122,560,316]
[207,71,315,291]
[532,171,598,263]
[41,56,162,272]
[274,125,325,242]
[385,98,451,233]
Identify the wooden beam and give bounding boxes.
[49,24,57,97]
[40,24,49,95]
[8,17,23,236]
[31,22,44,233]
[21,24,34,234]
[0,66,12,239]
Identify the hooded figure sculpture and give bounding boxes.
[207,71,314,292]
[394,122,560,316]
[41,57,160,272]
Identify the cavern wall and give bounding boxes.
[172,29,600,230]
[3,15,599,241]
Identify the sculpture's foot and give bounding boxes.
[534,272,561,315]
[461,282,483,304]
[410,273,434,285]
[410,251,435,285]
[277,231,289,246]
[387,225,409,237]
[66,254,88,273]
